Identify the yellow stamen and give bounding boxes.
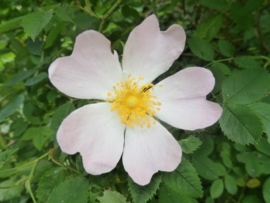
[106,75,162,128]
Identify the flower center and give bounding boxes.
[106,75,162,128]
[126,96,138,107]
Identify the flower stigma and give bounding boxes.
[106,75,162,128]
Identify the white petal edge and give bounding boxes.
[122,14,186,84]
[49,30,123,100]
[123,117,182,186]
[57,102,125,175]
[152,67,222,130]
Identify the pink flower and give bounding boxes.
[48,15,222,186]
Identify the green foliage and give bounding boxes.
[46,176,89,203]
[128,173,162,203]
[220,104,263,144]
[178,136,202,154]
[0,0,270,202]
[98,190,128,203]
[163,158,203,198]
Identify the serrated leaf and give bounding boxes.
[6,69,36,85]
[187,38,214,61]
[45,22,65,49]
[13,121,28,137]
[0,95,24,122]
[128,173,161,203]
[193,14,223,41]
[191,156,225,180]
[224,175,237,195]
[210,179,224,199]
[254,137,270,157]
[249,103,270,143]
[0,178,24,201]
[222,69,270,105]
[264,178,270,203]
[199,0,227,11]
[55,7,74,23]
[211,63,231,75]
[22,11,52,40]
[51,102,75,145]
[25,72,48,86]
[36,168,65,202]
[219,104,263,144]
[242,195,262,203]
[218,40,235,57]
[192,134,214,157]
[0,16,24,33]
[97,190,128,203]
[0,149,18,168]
[245,158,261,178]
[179,136,202,154]
[47,176,89,203]
[234,56,260,69]
[163,158,203,198]
[158,184,193,203]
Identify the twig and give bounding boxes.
[98,0,123,33]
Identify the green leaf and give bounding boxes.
[210,179,224,199]
[0,16,24,33]
[178,136,202,154]
[47,176,89,203]
[24,72,48,86]
[45,22,65,49]
[218,40,235,57]
[234,56,260,69]
[245,158,261,178]
[191,156,225,180]
[97,190,128,203]
[254,137,270,157]
[192,134,214,157]
[249,103,270,143]
[158,184,193,203]
[0,149,18,168]
[187,38,214,61]
[163,158,203,198]
[51,102,75,134]
[242,195,262,203]
[13,121,28,137]
[193,14,223,41]
[128,173,161,203]
[6,69,36,86]
[22,11,53,41]
[0,178,24,201]
[224,175,237,195]
[211,63,231,75]
[36,168,65,203]
[199,0,227,11]
[0,95,24,123]
[264,178,270,203]
[219,104,263,144]
[55,7,74,23]
[222,69,270,105]
[21,126,52,150]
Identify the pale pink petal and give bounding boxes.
[152,67,222,130]
[123,117,182,186]
[122,15,186,84]
[57,103,125,175]
[49,30,123,100]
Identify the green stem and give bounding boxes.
[27,161,39,203]
[205,57,234,67]
[98,0,123,33]
[85,0,96,16]
[0,177,28,189]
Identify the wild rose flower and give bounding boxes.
[48,15,222,186]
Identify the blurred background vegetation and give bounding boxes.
[0,0,270,203]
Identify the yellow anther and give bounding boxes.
[153,120,156,125]
[159,84,163,87]
[139,77,144,80]
[107,92,112,96]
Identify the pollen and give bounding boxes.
[106,75,162,128]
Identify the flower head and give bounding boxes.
[48,15,222,185]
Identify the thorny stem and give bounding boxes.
[85,0,96,16]
[0,177,28,189]
[98,0,123,33]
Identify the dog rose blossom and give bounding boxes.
[48,15,222,185]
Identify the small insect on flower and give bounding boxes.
[48,15,222,186]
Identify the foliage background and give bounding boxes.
[0,0,270,202]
